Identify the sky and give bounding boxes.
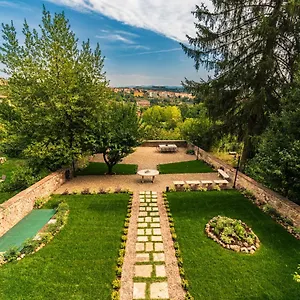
[0,0,210,87]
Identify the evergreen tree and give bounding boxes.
[182,1,300,168]
[0,7,109,172]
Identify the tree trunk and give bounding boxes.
[240,134,252,172]
[107,163,114,175]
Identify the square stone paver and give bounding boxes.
[139,212,147,217]
[154,242,164,251]
[155,264,166,277]
[152,207,159,211]
[150,223,160,228]
[134,264,152,277]
[152,192,157,195]
[136,243,145,252]
[146,199,151,203]
[139,198,145,203]
[146,191,151,195]
[138,223,147,228]
[146,207,152,211]
[145,217,152,222]
[136,253,150,262]
[140,207,146,211]
[150,203,157,207]
[145,242,153,252]
[152,235,163,242]
[139,192,146,195]
[133,282,146,299]
[140,203,147,207]
[137,229,144,235]
[152,217,160,223]
[153,228,161,235]
[145,228,152,235]
[150,282,169,299]
[153,252,165,262]
[138,217,144,222]
[137,236,148,242]
[150,212,159,217]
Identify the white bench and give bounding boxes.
[173,181,185,190]
[218,169,230,179]
[0,175,6,183]
[214,179,229,188]
[185,180,200,190]
[201,180,213,188]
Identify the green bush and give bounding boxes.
[4,246,20,262]
[1,166,44,192]
[21,238,39,255]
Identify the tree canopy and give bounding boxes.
[0,7,109,171]
[182,1,300,167]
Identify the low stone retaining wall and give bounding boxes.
[0,169,70,237]
[191,144,300,227]
[141,140,187,147]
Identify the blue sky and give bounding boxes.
[0,0,210,86]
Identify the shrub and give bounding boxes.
[186,149,195,155]
[2,166,39,192]
[4,246,20,262]
[98,187,106,194]
[34,197,48,209]
[81,188,90,195]
[21,238,39,255]
[293,265,300,283]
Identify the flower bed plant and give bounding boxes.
[205,216,260,254]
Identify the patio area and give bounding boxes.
[55,147,219,193]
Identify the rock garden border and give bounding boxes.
[205,216,260,254]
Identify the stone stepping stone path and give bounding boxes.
[121,191,184,300]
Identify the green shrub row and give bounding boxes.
[61,187,133,196]
[111,192,133,300]
[240,189,300,240]
[0,201,69,266]
[162,192,194,300]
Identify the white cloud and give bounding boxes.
[119,47,182,57]
[96,34,135,44]
[46,0,212,42]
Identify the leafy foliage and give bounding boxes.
[96,102,141,174]
[182,1,300,167]
[0,7,109,172]
[246,84,300,204]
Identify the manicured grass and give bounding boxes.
[0,158,27,204]
[0,194,129,299]
[76,162,138,175]
[158,160,214,174]
[168,190,300,299]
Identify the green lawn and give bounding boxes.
[76,162,138,175]
[0,158,27,204]
[0,194,129,299]
[158,160,214,174]
[167,190,300,299]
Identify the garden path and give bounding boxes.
[120,191,184,300]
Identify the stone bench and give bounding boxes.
[214,179,229,188]
[173,181,185,191]
[201,180,213,188]
[218,169,230,179]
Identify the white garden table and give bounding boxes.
[158,144,177,152]
[137,169,159,183]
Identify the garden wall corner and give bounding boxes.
[0,169,71,237]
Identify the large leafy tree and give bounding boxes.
[246,82,300,204]
[0,7,109,172]
[182,1,300,168]
[96,102,142,174]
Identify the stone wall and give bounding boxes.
[141,140,187,147]
[0,169,70,237]
[191,144,300,227]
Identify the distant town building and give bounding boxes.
[136,100,150,107]
[134,90,144,97]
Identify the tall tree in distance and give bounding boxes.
[182,1,300,168]
[0,7,109,172]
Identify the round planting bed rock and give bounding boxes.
[205,216,260,254]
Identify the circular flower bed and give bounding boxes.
[205,216,260,254]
